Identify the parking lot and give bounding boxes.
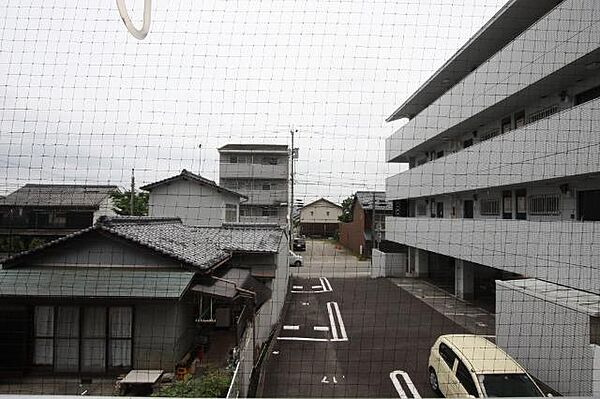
[261,275,467,397]
[291,239,370,278]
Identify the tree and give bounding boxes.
[337,195,354,223]
[110,190,149,216]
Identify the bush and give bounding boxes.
[153,369,232,398]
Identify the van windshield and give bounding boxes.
[478,374,543,397]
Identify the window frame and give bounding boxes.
[455,359,480,397]
[438,342,457,369]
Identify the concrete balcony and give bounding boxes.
[387,98,600,200]
[220,163,288,180]
[386,0,600,162]
[386,216,600,295]
[239,189,287,206]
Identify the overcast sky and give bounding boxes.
[0,0,504,202]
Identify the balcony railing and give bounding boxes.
[220,163,288,179]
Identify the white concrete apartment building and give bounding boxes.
[218,144,289,225]
[385,0,600,395]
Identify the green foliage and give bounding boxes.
[337,195,354,223]
[110,190,149,216]
[28,237,47,250]
[0,236,26,252]
[153,369,232,398]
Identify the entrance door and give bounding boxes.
[463,200,473,219]
[0,306,31,376]
[578,190,600,221]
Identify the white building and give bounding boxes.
[385,0,600,395]
[299,198,342,237]
[141,169,246,227]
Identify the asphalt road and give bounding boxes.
[291,239,370,278]
[261,276,467,397]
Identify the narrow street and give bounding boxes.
[261,240,467,397]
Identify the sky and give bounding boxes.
[0,0,505,202]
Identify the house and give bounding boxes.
[218,144,289,225]
[384,0,600,395]
[338,192,392,256]
[0,184,118,257]
[0,216,288,379]
[298,198,342,238]
[141,169,247,227]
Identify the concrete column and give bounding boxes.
[415,248,429,277]
[455,259,474,299]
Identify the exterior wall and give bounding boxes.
[371,249,406,278]
[24,232,182,268]
[386,216,600,294]
[387,98,600,199]
[386,0,600,161]
[239,205,287,225]
[299,200,342,223]
[496,281,595,396]
[148,179,240,227]
[339,201,366,255]
[93,196,116,223]
[220,163,288,180]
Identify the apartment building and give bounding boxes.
[385,0,600,395]
[218,144,289,224]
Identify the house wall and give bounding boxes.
[339,201,366,255]
[299,200,342,223]
[93,196,116,223]
[23,232,182,268]
[386,0,600,161]
[148,179,240,227]
[496,281,595,396]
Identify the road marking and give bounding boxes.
[322,277,333,291]
[301,302,310,306]
[390,370,421,398]
[330,301,348,341]
[283,325,299,330]
[327,301,348,342]
[312,285,322,289]
[277,337,329,342]
[293,285,303,289]
[321,376,338,384]
[326,302,339,340]
[314,326,329,331]
[291,276,333,294]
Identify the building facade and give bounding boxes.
[299,198,342,237]
[218,144,289,225]
[141,169,246,227]
[385,0,600,395]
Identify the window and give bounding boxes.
[108,307,132,368]
[591,316,600,345]
[326,211,330,216]
[239,207,249,217]
[514,110,525,128]
[81,307,106,372]
[261,157,278,165]
[502,191,513,219]
[430,200,436,218]
[529,194,560,215]
[480,199,500,216]
[438,343,457,368]
[480,128,499,142]
[262,208,277,217]
[456,360,479,397]
[198,296,216,322]
[527,105,559,124]
[230,156,238,164]
[463,139,473,149]
[416,203,427,216]
[54,306,80,371]
[225,204,237,222]
[516,189,527,220]
[501,117,512,134]
[436,201,444,218]
[310,211,314,216]
[575,85,600,105]
[262,183,271,191]
[436,151,444,159]
[34,306,54,366]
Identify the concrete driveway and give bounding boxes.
[291,239,370,278]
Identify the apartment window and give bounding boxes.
[416,203,427,216]
[516,189,527,220]
[527,105,559,124]
[480,128,499,142]
[480,199,500,216]
[436,202,444,218]
[261,157,278,165]
[502,191,513,219]
[514,110,526,128]
[591,316,600,345]
[262,183,271,191]
[430,200,436,218]
[436,151,444,159]
[501,117,512,134]
[225,204,237,222]
[529,194,560,215]
[230,156,238,164]
[463,139,473,149]
[262,208,277,217]
[575,85,600,106]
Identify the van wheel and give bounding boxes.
[429,367,442,396]
[294,261,302,267]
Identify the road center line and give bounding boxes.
[390,370,421,398]
[282,325,299,330]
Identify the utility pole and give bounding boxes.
[198,144,202,173]
[371,191,376,254]
[289,129,297,249]
[130,168,135,216]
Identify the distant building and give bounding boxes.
[218,144,289,225]
[299,198,342,238]
[141,169,246,227]
[385,0,600,395]
[338,191,392,256]
[0,184,117,256]
[0,216,288,380]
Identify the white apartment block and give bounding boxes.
[385,0,600,395]
[218,144,289,225]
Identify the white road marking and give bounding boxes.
[314,326,329,331]
[323,277,333,291]
[327,301,348,342]
[291,276,333,294]
[312,285,322,289]
[390,370,421,398]
[283,325,300,330]
[272,351,279,355]
[321,376,329,384]
[333,376,338,384]
[293,285,303,289]
[302,302,310,306]
[277,337,329,342]
[326,302,339,340]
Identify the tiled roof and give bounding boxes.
[302,198,342,210]
[140,169,246,199]
[0,268,194,299]
[3,217,284,271]
[0,184,118,208]
[355,191,392,211]
[218,144,289,153]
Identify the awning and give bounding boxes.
[191,267,271,307]
[0,268,195,299]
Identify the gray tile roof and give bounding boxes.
[0,268,194,299]
[0,184,118,208]
[140,169,246,199]
[355,191,392,211]
[4,217,285,271]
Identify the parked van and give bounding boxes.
[428,334,545,397]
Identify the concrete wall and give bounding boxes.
[148,179,240,227]
[496,281,595,396]
[386,0,600,161]
[386,217,600,294]
[371,249,406,278]
[387,97,600,200]
[300,200,342,223]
